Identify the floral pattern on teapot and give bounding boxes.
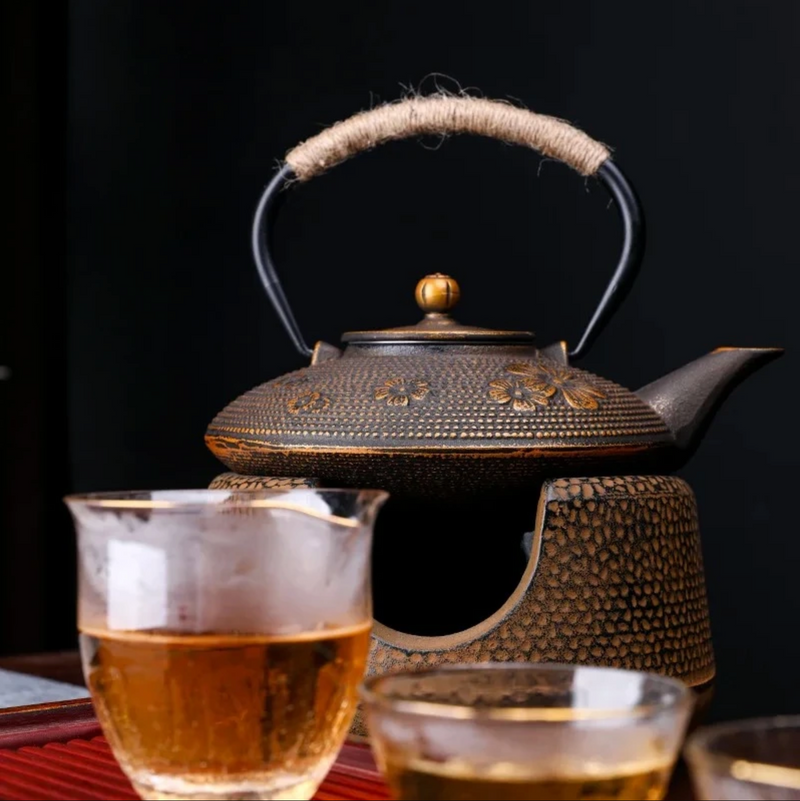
[489,362,606,411]
[373,378,431,407]
[287,391,331,414]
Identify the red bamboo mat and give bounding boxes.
[0,700,390,801]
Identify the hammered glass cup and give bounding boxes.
[361,664,693,801]
[685,717,800,800]
[65,488,387,801]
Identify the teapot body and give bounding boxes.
[207,343,675,498]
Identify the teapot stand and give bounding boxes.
[209,472,715,735]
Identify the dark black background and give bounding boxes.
[3,0,797,723]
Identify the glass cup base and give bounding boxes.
[131,767,327,801]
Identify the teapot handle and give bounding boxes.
[252,96,644,361]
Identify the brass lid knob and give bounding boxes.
[342,270,533,342]
[415,273,460,315]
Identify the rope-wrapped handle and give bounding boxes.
[286,96,611,180]
[254,96,643,361]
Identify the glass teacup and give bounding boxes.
[686,716,800,800]
[361,663,693,800]
[66,488,387,801]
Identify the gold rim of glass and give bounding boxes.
[360,663,692,723]
[685,716,800,791]
[64,488,389,528]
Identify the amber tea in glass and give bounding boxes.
[362,664,693,801]
[383,758,671,800]
[67,488,386,801]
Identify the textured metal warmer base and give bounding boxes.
[356,475,714,736]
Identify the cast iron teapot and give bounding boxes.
[206,96,782,496]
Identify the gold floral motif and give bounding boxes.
[287,391,330,414]
[488,378,556,411]
[506,362,606,410]
[374,378,430,407]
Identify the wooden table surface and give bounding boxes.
[0,650,695,800]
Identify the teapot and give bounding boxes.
[206,96,782,719]
[206,97,781,496]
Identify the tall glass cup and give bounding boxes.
[65,488,387,801]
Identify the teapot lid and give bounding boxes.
[342,274,535,345]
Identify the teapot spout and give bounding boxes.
[636,347,783,454]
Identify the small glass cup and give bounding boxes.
[685,716,800,800]
[65,488,387,801]
[361,663,693,801]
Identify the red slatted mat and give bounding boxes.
[0,700,390,801]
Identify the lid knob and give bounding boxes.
[415,273,461,315]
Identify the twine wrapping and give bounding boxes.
[286,96,610,181]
